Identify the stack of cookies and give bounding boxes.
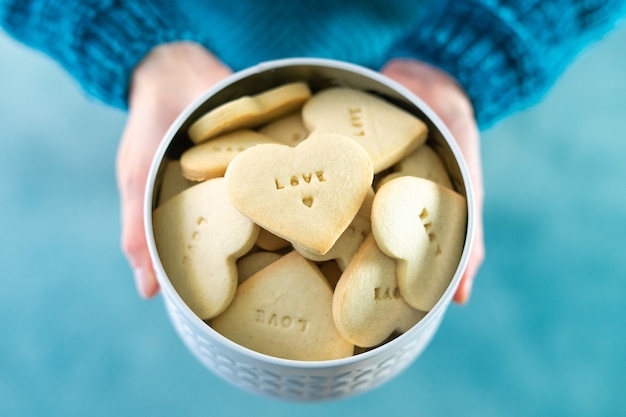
[152,82,467,361]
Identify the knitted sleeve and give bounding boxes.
[387,0,626,129]
[0,0,194,109]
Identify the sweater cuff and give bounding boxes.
[2,0,194,109]
[74,1,196,109]
[385,1,601,129]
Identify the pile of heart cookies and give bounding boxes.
[152,81,467,361]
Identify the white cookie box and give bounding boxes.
[145,58,475,401]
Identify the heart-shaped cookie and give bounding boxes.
[255,228,290,251]
[157,160,195,206]
[236,251,282,284]
[258,111,309,147]
[225,133,374,255]
[181,130,278,182]
[211,251,354,361]
[371,176,467,311]
[302,87,428,173]
[333,235,426,347]
[188,82,311,144]
[293,188,374,270]
[377,144,453,190]
[152,178,259,320]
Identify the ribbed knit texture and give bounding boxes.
[176,0,422,71]
[388,0,626,128]
[0,0,195,108]
[1,0,625,127]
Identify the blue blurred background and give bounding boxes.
[1,26,625,417]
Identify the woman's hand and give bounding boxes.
[381,58,485,304]
[116,42,232,297]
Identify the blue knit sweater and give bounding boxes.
[1,0,625,129]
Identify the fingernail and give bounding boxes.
[462,277,474,303]
[134,267,150,298]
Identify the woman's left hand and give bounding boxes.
[381,58,485,304]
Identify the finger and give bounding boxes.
[116,43,234,298]
[453,215,485,304]
[381,59,487,299]
[444,118,485,304]
[116,122,163,298]
[120,185,160,298]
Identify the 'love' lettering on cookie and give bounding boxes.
[374,286,402,301]
[152,178,259,320]
[225,133,373,255]
[349,107,365,136]
[255,309,309,332]
[419,208,442,256]
[303,87,428,173]
[274,171,326,189]
[371,176,467,311]
[332,235,425,347]
[211,252,354,361]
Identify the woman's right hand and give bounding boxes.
[116,42,232,298]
